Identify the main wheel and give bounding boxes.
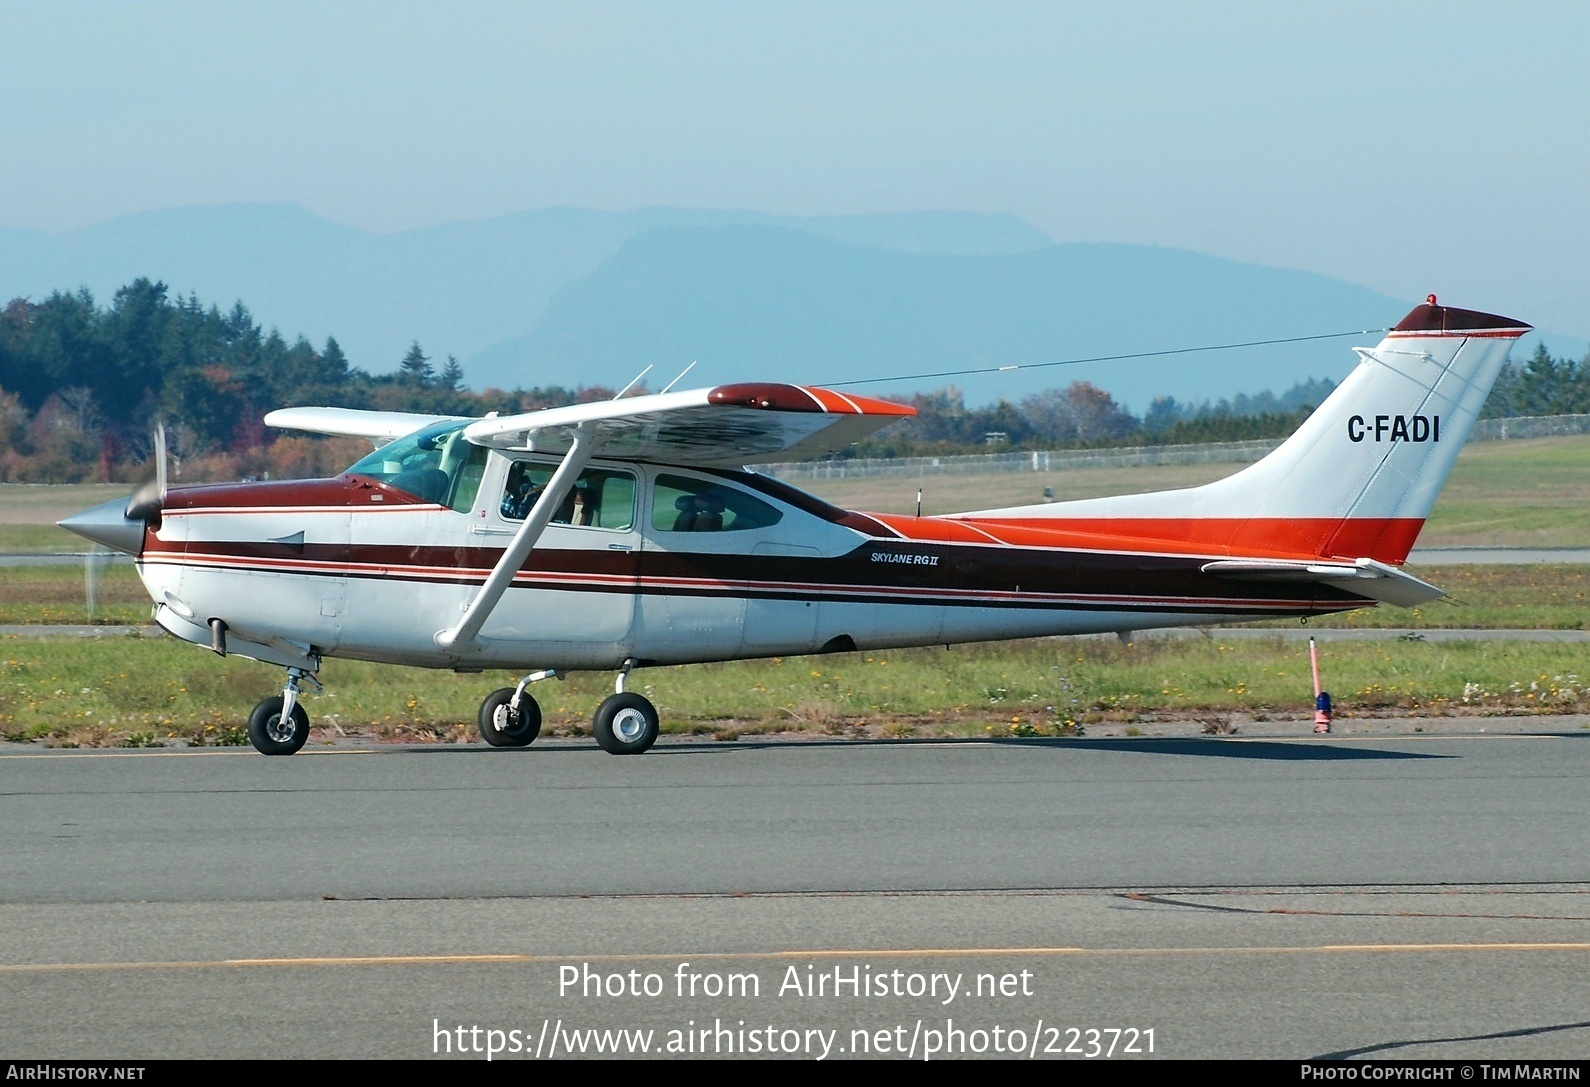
[478,687,541,747]
[247,696,310,756]
[592,693,659,755]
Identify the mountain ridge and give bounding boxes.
[2,203,1569,408]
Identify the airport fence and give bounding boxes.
[765,415,1590,482]
[1470,413,1590,441]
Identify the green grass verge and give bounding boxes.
[798,435,1590,547]
[1,563,1585,629]
[1,632,1584,747]
[0,526,93,553]
[1252,565,1589,630]
[8,436,1589,550]
[0,564,153,625]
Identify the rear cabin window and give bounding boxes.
[652,474,783,533]
[500,462,637,531]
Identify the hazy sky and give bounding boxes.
[3,1,1586,335]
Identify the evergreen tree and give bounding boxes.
[439,354,464,392]
[321,338,350,383]
[398,342,432,387]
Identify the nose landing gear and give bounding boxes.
[247,667,320,755]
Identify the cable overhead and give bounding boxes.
[820,328,1392,389]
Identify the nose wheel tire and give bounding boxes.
[593,693,659,755]
[478,688,542,748]
[247,696,310,756]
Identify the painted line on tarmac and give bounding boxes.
[5,942,1589,973]
[0,748,375,760]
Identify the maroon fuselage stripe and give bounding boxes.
[142,534,1369,616]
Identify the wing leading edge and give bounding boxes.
[264,407,469,443]
[460,383,915,465]
[265,384,913,466]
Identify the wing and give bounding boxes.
[461,383,914,465]
[264,406,470,443]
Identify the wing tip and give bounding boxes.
[708,383,914,417]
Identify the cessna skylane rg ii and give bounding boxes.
[61,298,1529,756]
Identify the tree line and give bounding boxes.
[0,280,619,483]
[1,279,1584,483]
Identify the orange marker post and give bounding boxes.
[1310,637,1332,734]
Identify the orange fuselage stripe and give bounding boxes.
[872,515,1425,565]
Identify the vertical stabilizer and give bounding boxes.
[960,299,1530,563]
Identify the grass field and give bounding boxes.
[3,434,1587,551]
[0,563,151,625]
[2,436,1582,747]
[1,631,1585,747]
[0,561,1585,629]
[795,435,1590,547]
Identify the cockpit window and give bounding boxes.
[500,461,637,530]
[652,474,783,533]
[345,420,486,513]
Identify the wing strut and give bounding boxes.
[435,424,600,652]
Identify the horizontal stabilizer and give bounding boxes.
[1201,558,1444,608]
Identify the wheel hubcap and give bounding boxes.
[611,707,648,743]
[491,705,519,733]
[266,713,296,743]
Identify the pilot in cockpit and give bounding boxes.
[501,477,543,520]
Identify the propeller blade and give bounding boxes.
[154,421,167,502]
[125,424,168,523]
[84,544,104,623]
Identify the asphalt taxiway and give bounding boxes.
[1,734,1586,1059]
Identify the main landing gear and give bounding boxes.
[475,659,659,755]
[244,661,661,756]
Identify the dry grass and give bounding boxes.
[3,632,1586,748]
[795,435,1590,547]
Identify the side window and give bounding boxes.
[652,474,783,533]
[500,462,636,530]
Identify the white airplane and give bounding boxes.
[61,297,1528,756]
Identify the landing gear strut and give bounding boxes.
[476,661,660,755]
[477,669,558,747]
[592,661,658,755]
[592,693,659,755]
[247,667,320,755]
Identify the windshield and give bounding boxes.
[345,420,486,512]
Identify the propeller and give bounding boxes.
[84,544,107,623]
[58,424,166,556]
[125,423,168,524]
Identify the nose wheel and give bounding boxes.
[248,696,310,755]
[593,693,659,755]
[247,666,319,755]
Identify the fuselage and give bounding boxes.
[134,449,1369,673]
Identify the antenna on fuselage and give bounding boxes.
[612,365,654,400]
[659,361,697,394]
